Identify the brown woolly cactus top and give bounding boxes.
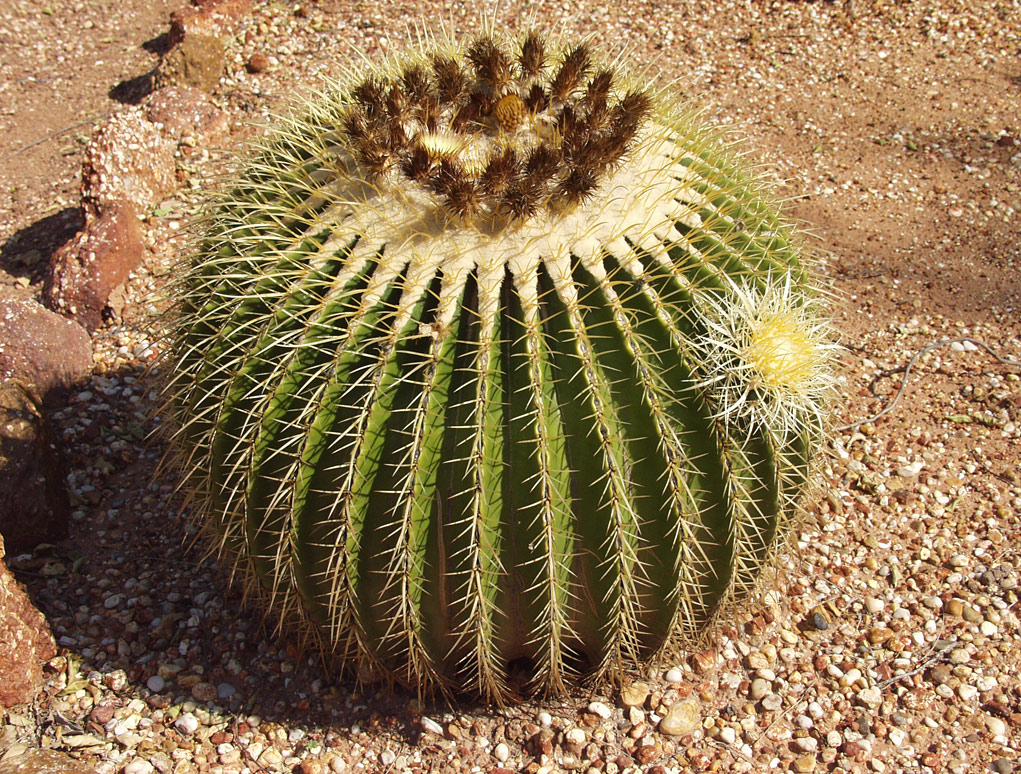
[340,32,652,222]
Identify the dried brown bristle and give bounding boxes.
[352,77,386,118]
[401,65,430,102]
[525,144,563,179]
[443,178,482,219]
[582,69,614,128]
[519,32,547,80]
[479,148,519,195]
[525,83,548,114]
[402,145,433,180]
[612,89,654,136]
[340,34,653,221]
[468,36,512,89]
[501,178,544,218]
[557,167,598,206]
[432,56,469,104]
[549,43,591,101]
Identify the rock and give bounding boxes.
[0,300,91,406]
[750,678,770,701]
[658,698,699,736]
[0,748,94,774]
[587,701,612,719]
[157,34,226,93]
[122,760,156,774]
[792,754,816,773]
[246,53,270,73]
[47,201,148,331]
[175,712,200,735]
[620,681,649,708]
[79,108,176,220]
[0,532,57,707]
[191,681,217,702]
[664,667,684,683]
[168,0,252,47]
[985,715,1007,736]
[0,381,71,553]
[143,85,229,143]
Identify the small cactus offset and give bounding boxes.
[162,27,833,702]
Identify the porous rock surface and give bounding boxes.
[143,84,229,143]
[46,201,148,332]
[79,108,176,221]
[0,299,92,404]
[0,531,57,708]
[168,0,253,47]
[157,34,226,94]
[0,380,71,554]
[0,748,93,774]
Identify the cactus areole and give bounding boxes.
[163,29,832,702]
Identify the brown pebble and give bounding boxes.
[299,761,323,774]
[91,704,115,725]
[867,627,892,645]
[247,53,270,73]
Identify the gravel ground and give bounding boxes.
[2,1,1021,773]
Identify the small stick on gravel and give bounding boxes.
[838,336,1021,431]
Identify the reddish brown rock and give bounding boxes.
[168,0,252,47]
[157,34,226,94]
[246,52,270,73]
[0,748,94,774]
[0,380,71,554]
[79,108,176,221]
[0,300,92,405]
[143,85,229,143]
[0,531,57,707]
[46,201,147,331]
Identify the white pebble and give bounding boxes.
[887,728,906,747]
[146,675,165,693]
[980,621,997,636]
[566,728,587,745]
[984,716,1007,736]
[865,598,885,614]
[958,684,978,701]
[977,675,998,692]
[380,750,396,766]
[718,726,737,745]
[587,701,612,719]
[420,717,443,735]
[493,742,509,762]
[897,461,923,477]
[839,668,862,688]
[665,667,684,683]
[122,760,155,774]
[858,687,882,706]
[795,736,818,753]
[538,711,552,727]
[175,713,200,735]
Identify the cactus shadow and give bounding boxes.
[12,357,522,749]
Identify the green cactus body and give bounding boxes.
[163,29,832,702]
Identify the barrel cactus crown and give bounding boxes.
[162,27,833,702]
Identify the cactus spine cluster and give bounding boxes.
[162,27,832,703]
